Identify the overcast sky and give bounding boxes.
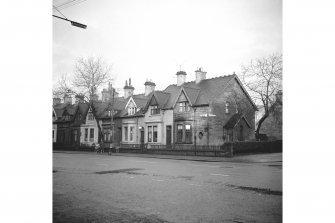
[53,0,282,96]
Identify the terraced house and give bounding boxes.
[141,68,257,148]
[53,68,257,150]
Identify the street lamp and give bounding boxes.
[53,15,87,29]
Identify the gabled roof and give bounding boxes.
[132,96,149,108]
[163,74,235,108]
[223,113,251,129]
[183,86,201,105]
[144,91,171,110]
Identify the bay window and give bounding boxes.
[147,125,158,143]
[148,126,152,142]
[130,127,134,141]
[176,123,192,143]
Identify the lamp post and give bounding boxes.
[52,15,87,29]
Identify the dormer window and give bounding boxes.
[88,113,94,120]
[65,115,71,121]
[150,105,160,115]
[178,102,190,112]
[225,102,229,114]
[128,107,136,115]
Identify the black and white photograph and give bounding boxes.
[52,0,282,222]
[4,0,335,223]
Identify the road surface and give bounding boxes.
[53,152,282,223]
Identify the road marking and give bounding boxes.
[210,173,230,177]
[187,164,221,168]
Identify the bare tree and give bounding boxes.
[239,54,282,137]
[54,56,114,143]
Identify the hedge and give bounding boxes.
[222,140,282,155]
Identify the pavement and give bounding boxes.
[53,150,282,163]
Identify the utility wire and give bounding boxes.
[55,0,87,10]
[53,5,67,19]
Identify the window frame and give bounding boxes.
[89,128,94,142]
[185,124,192,143]
[177,124,183,143]
[84,128,88,141]
[148,126,152,142]
[130,126,134,141]
[124,126,128,141]
[178,102,190,112]
[153,126,158,142]
[176,123,192,144]
[150,105,160,115]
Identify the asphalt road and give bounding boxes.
[53,152,282,223]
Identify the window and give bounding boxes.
[148,126,152,142]
[176,124,192,143]
[89,128,94,142]
[178,102,190,112]
[104,129,110,142]
[128,107,136,115]
[130,127,134,141]
[65,115,71,121]
[88,113,94,120]
[185,124,192,143]
[78,114,82,120]
[153,126,158,142]
[147,125,158,143]
[150,105,160,115]
[124,126,128,141]
[225,102,229,114]
[85,128,88,141]
[177,124,183,143]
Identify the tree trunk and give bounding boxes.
[90,101,104,144]
[255,112,269,137]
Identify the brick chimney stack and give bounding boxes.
[144,79,156,96]
[176,71,187,86]
[195,67,207,84]
[123,78,135,99]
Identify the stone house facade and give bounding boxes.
[53,68,257,149]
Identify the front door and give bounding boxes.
[140,130,145,150]
[166,125,172,148]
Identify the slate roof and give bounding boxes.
[159,74,236,109]
[133,95,149,108]
[223,113,251,129]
